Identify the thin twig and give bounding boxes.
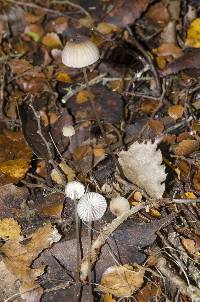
[157,257,200,302]
[61,73,107,103]
[52,0,91,18]
[3,0,64,16]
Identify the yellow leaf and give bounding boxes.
[51,162,75,184]
[0,224,61,296]
[0,218,21,239]
[96,22,119,34]
[42,32,62,48]
[93,145,105,157]
[149,208,161,218]
[168,105,184,120]
[76,90,94,104]
[185,18,200,48]
[56,72,72,83]
[103,293,116,302]
[184,191,196,199]
[0,159,29,182]
[98,264,145,297]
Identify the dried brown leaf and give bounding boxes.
[0,224,61,300]
[168,104,184,120]
[161,49,200,76]
[148,119,164,134]
[104,0,154,28]
[174,140,199,156]
[42,32,62,49]
[98,264,145,297]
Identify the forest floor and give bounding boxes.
[0,0,200,301]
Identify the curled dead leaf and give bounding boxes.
[98,264,145,297]
[174,140,199,156]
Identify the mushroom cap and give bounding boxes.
[65,181,85,200]
[62,125,75,137]
[77,192,107,222]
[110,196,130,216]
[61,38,100,68]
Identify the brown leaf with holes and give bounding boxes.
[0,224,61,301]
[104,0,154,28]
[168,105,184,120]
[174,140,199,156]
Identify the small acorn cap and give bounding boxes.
[62,125,75,137]
[77,192,107,222]
[61,37,100,68]
[110,196,130,216]
[65,181,85,200]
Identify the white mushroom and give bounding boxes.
[62,37,100,69]
[77,192,107,222]
[62,125,75,137]
[110,196,130,216]
[65,181,85,200]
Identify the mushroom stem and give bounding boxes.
[88,217,93,302]
[74,199,80,281]
[82,68,125,179]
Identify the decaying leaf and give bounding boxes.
[98,264,145,297]
[119,141,166,198]
[0,261,21,302]
[0,130,32,185]
[51,162,75,184]
[135,282,162,302]
[104,0,154,28]
[103,293,116,302]
[148,119,164,134]
[161,48,200,76]
[193,170,200,191]
[0,218,21,239]
[0,224,61,301]
[168,104,184,120]
[182,238,200,257]
[185,18,200,48]
[0,184,29,219]
[42,32,62,48]
[174,140,199,156]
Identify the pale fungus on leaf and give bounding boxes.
[61,37,100,69]
[65,180,85,200]
[77,192,107,222]
[110,196,130,216]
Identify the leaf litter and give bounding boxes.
[0,0,200,301]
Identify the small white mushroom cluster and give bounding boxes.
[65,181,107,222]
